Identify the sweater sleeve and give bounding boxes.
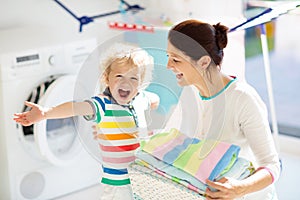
[238,86,281,182]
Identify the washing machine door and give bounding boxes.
[33,75,82,166]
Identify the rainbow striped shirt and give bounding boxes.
[85,95,140,186]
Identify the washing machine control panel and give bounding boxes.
[0,38,97,81]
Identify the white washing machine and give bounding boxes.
[0,39,102,200]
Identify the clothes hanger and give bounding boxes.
[53,0,144,32]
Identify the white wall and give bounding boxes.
[0,0,140,53]
[143,0,244,24]
[0,0,245,52]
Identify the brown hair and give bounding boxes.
[168,19,228,67]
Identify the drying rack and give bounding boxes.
[230,1,300,152]
[53,0,145,32]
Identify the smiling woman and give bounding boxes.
[164,19,281,200]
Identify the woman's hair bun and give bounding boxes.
[213,23,229,50]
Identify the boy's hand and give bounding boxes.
[92,125,98,140]
[13,101,46,126]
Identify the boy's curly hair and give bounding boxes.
[99,43,154,91]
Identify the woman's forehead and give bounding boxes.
[167,42,184,57]
[167,42,192,62]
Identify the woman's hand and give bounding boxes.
[13,101,46,126]
[205,177,246,200]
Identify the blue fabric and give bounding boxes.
[208,145,240,181]
[93,96,106,112]
[103,166,128,175]
[163,138,199,164]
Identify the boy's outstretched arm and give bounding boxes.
[13,101,93,126]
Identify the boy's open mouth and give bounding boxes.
[118,88,130,98]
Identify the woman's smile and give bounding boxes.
[176,72,183,80]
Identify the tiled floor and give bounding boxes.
[54,184,102,200]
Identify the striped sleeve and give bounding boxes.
[83,96,107,123]
[83,100,97,121]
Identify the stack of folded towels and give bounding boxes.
[134,128,255,195]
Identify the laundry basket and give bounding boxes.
[129,163,205,200]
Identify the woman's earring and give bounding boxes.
[200,70,204,77]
